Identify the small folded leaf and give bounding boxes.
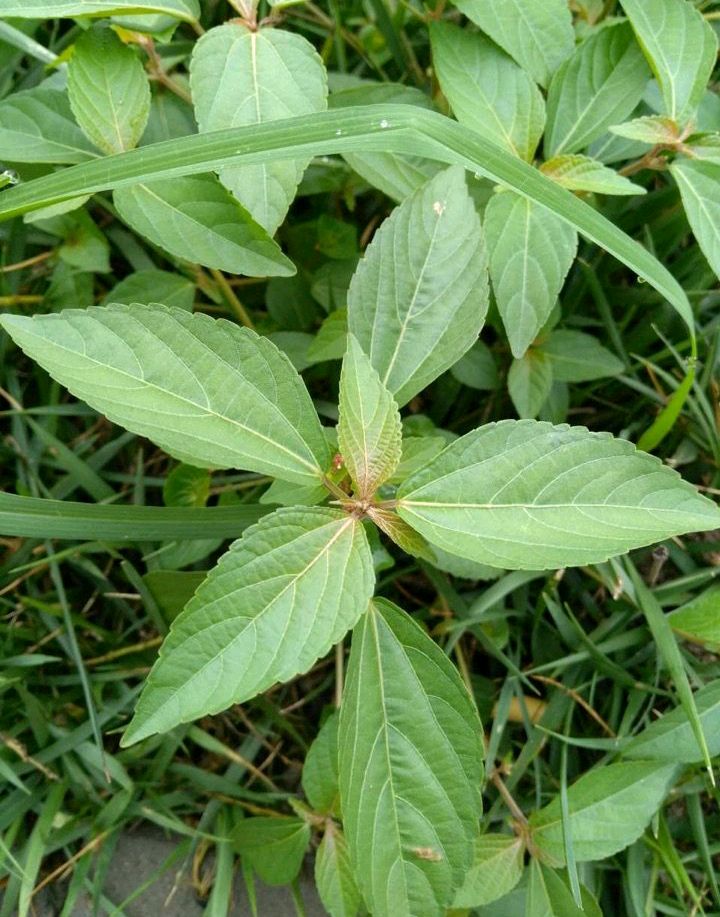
[302,711,340,815]
[0,0,199,17]
[0,304,330,484]
[0,88,98,164]
[544,22,649,157]
[527,862,602,917]
[367,507,435,561]
[233,817,310,886]
[539,330,624,382]
[452,0,574,87]
[671,159,720,280]
[452,834,525,908]
[450,340,498,391]
[123,507,374,744]
[669,587,720,651]
[397,420,720,570]
[102,269,195,311]
[67,25,151,155]
[508,351,553,419]
[190,23,328,234]
[529,760,678,864]
[338,335,402,498]
[622,0,718,124]
[315,824,362,917]
[484,191,577,359]
[431,21,546,161]
[610,114,680,144]
[348,166,489,406]
[623,680,720,764]
[339,599,483,917]
[541,154,645,196]
[113,175,295,276]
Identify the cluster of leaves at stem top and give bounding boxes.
[0,0,719,914]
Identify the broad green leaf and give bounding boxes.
[0,0,199,18]
[541,155,645,196]
[0,304,330,484]
[621,0,718,124]
[331,83,441,202]
[307,309,348,365]
[527,862,602,917]
[190,23,327,234]
[452,0,574,87]
[484,191,577,359]
[348,165,489,407]
[233,816,310,886]
[671,159,720,280]
[102,269,195,311]
[544,22,649,157]
[610,114,680,144]
[431,21,545,162]
[669,587,720,651]
[450,340,498,391]
[452,835,524,908]
[302,711,340,814]
[0,88,98,164]
[144,570,206,624]
[260,477,328,508]
[339,599,482,916]
[315,824,362,917]
[113,175,294,276]
[338,335,402,498]
[508,352,553,419]
[623,680,720,763]
[539,330,624,382]
[123,507,374,744]
[0,105,697,351]
[529,761,677,864]
[397,420,720,570]
[67,26,150,155]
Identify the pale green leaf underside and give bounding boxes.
[431,21,545,162]
[453,0,575,87]
[190,23,328,234]
[331,83,442,203]
[68,26,150,155]
[302,711,340,814]
[529,760,678,864]
[113,175,294,276]
[542,154,645,196]
[621,0,718,123]
[0,304,330,484]
[315,826,363,917]
[124,507,374,745]
[544,22,649,157]
[508,352,553,419]
[540,330,624,382]
[339,599,483,917]
[397,420,720,570]
[623,680,720,763]
[348,165,489,407]
[0,0,199,17]
[452,835,524,908]
[671,159,720,281]
[0,88,98,164]
[338,335,402,498]
[484,191,577,359]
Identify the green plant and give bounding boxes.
[1,1,720,915]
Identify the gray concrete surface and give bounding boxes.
[29,825,326,916]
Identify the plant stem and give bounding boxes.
[209,268,255,328]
